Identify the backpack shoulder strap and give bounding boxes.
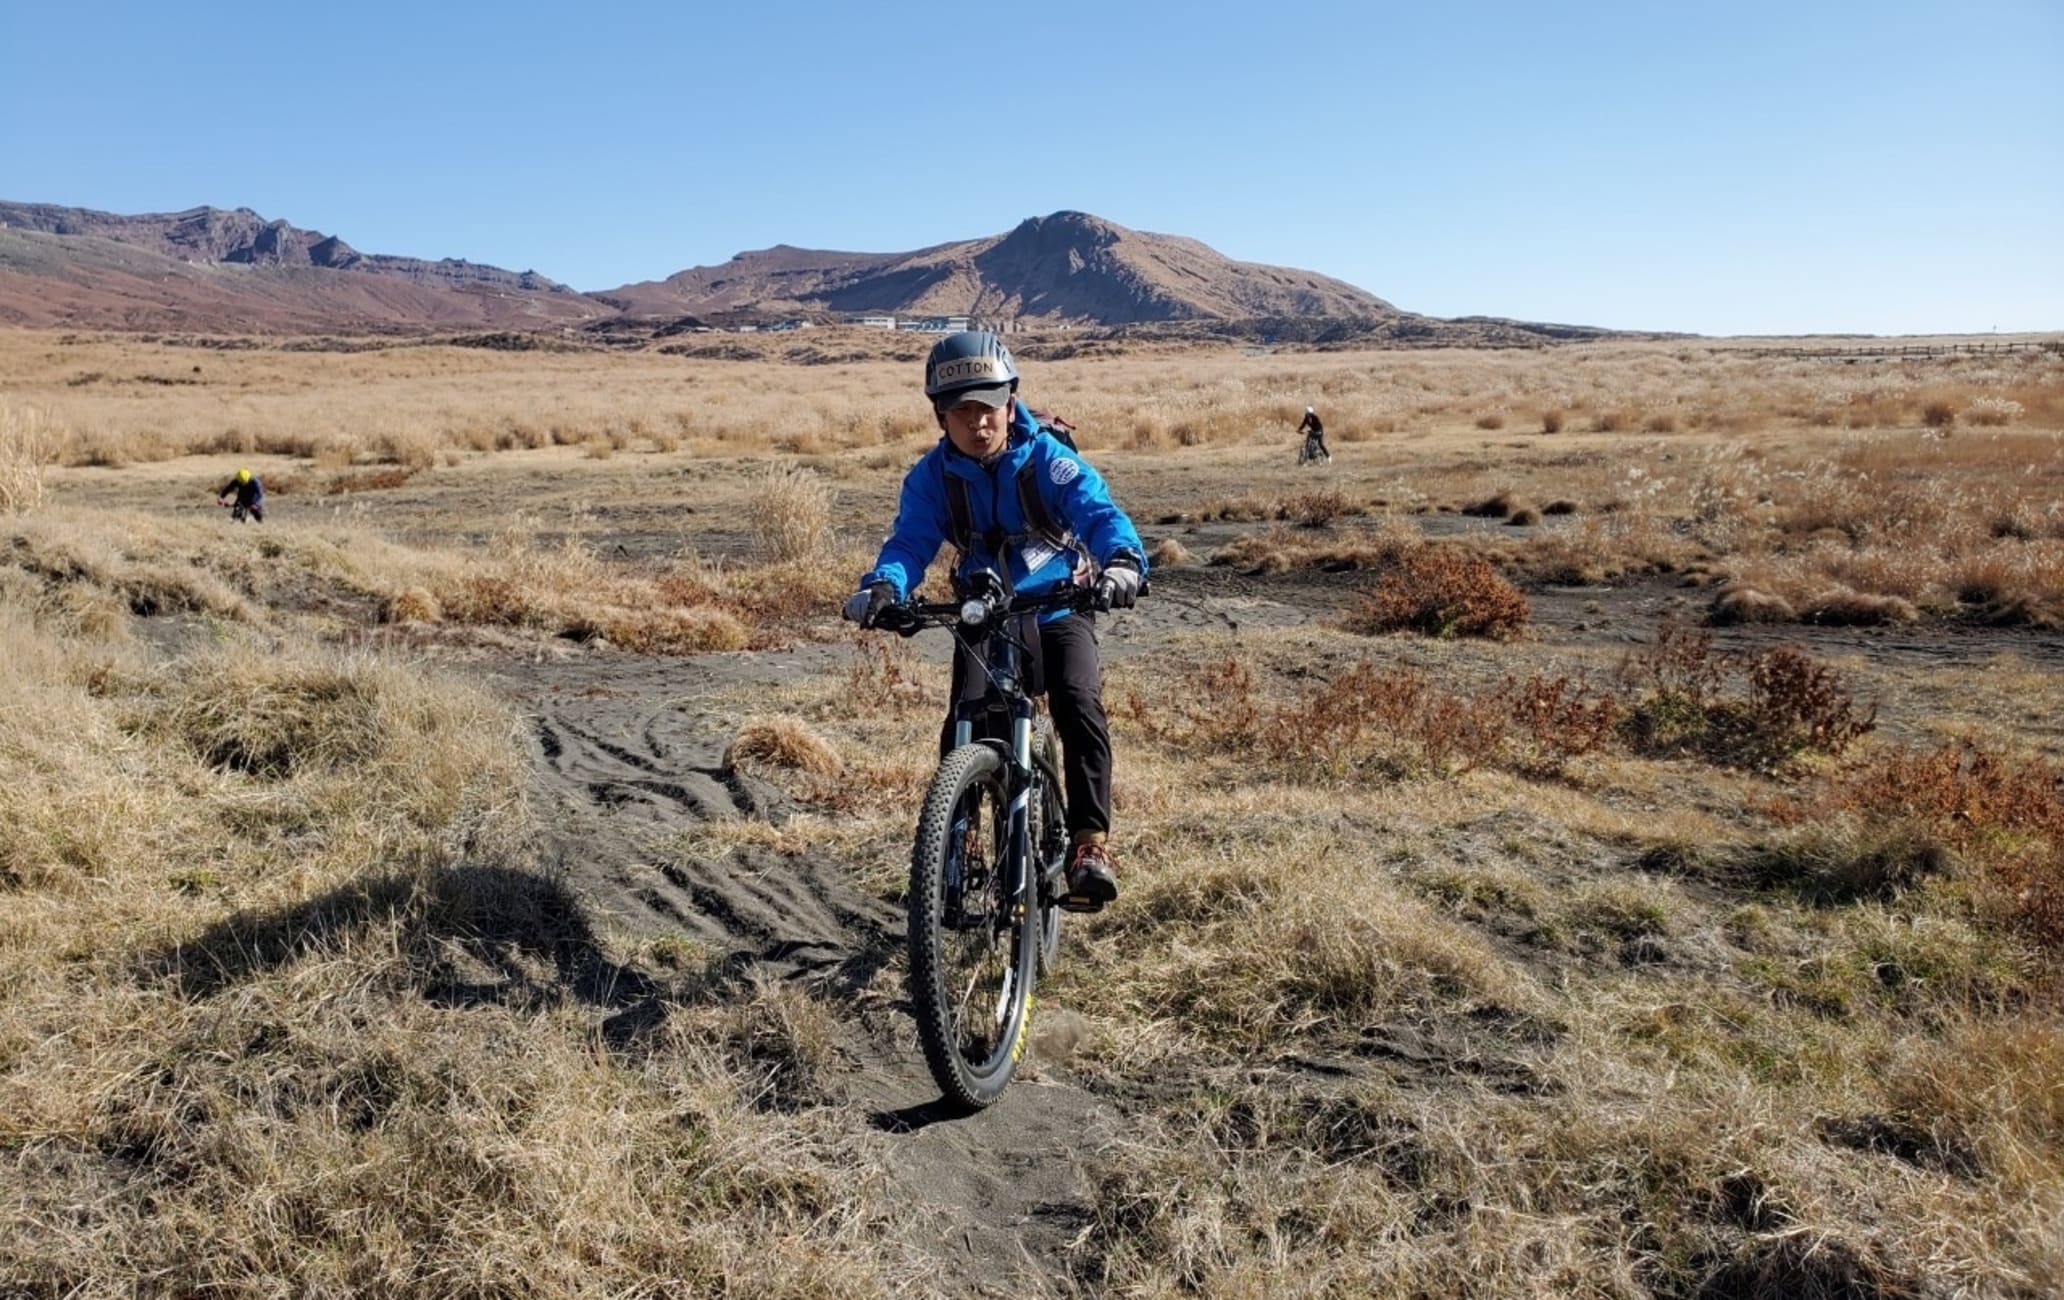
[943,468,976,554]
[1015,459,1074,551]
[1031,409,1079,452]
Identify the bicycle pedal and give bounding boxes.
[1057,893,1107,914]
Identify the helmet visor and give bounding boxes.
[933,382,1013,415]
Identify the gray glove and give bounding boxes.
[1096,559,1142,611]
[843,583,895,627]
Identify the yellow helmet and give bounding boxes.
[236,468,252,484]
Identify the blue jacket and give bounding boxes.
[861,400,1146,620]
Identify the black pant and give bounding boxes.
[942,612,1112,837]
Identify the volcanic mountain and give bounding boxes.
[599,211,1399,326]
[0,201,605,332]
[0,201,1615,342]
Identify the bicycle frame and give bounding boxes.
[885,581,1087,915]
[946,597,1056,914]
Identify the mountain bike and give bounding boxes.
[1298,431,1331,466]
[869,574,1128,1110]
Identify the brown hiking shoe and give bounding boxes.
[1061,841,1118,913]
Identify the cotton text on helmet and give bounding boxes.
[923,331,1018,412]
[236,468,252,483]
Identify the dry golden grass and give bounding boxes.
[746,462,837,563]
[1,403,57,513]
[725,716,846,779]
[0,543,919,1296]
[8,331,2064,1297]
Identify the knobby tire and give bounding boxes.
[908,742,1038,1110]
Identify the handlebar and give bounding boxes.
[870,579,1148,637]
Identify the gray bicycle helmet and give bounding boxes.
[924,330,1018,412]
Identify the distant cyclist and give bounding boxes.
[1296,406,1330,464]
[215,467,265,522]
[842,331,1147,911]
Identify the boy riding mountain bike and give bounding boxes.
[1296,405,1330,464]
[215,467,265,522]
[843,330,1147,910]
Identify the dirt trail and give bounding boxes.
[485,653,1063,1293]
[477,558,2063,1293]
[466,567,1335,1293]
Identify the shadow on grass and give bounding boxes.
[152,862,671,1048]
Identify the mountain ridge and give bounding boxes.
[0,199,1615,343]
[598,210,1401,327]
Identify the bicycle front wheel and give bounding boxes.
[908,742,1038,1110]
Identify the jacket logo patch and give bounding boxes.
[1049,458,1082,487]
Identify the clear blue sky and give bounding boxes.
[3,1,2058,335]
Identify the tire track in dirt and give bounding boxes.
[482,642,1135,1296]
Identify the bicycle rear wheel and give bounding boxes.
[908,742,1038,1110]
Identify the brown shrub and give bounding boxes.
[587,605,751,653]
[377,427,439,471]
[1540,409,1565,434]
[1963,396,2022,427]
[1283,489,1353,527]
[1,405,57,514]
[1344,546,1529,639]
[1747,644,1877,756]
[1709,585,1797,625]
[1198,495,1274,523]
[1542,499,1579,515]
[324,466,421,495]
[1505,505,1542,526]
[1126,657,1510,778]
[745,464,834,563]
[1800,589,1918,626]
[440,574,535,627]
[723,717,844,777]
[840,636,932,718]
[1819,740,2064,949]
[1621,622,1874,766]
[1619,618,1727,711]
[1503,673,1621,765]
[381,587,442,624]
[1987,509,2038,541]
[1475,413,1506,430]
[1462,491,1522,519]
[1643,412,1680,434]
[1922,400,1957,429]
[1827,740,2063,843]
[1147,538,1198,567]
[1120,656,1262,757]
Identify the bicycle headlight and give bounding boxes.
[960,598,990,627]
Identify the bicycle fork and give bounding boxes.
[942,715,1040,930]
